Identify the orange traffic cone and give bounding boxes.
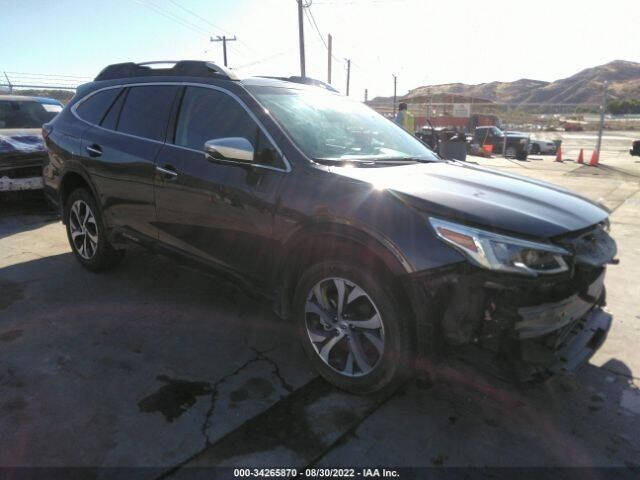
[555,147,563,162]
[589,150,599,166]
[577,149,584,164]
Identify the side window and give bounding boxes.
[100,88,126,130]
[174,87,284,168]
[254,129,279,166]
[76,88,122,125]
[117,86,178,141]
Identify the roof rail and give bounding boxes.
[258,76,340,93]
[94,60,240,82]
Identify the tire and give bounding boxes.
[64,188,124,271]
[530,144,540,155]
[293,260,414,394]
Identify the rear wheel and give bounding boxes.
[530,144,540,155]
[294,261,414,394]
[64,188,124,271]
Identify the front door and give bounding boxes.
[153,86,289,284]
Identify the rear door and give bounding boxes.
[78,84,179,241]
[153,85,289,283]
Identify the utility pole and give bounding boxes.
[595,81,608,160]
[210,35,237,67]
[345,59,351,96]
[297,0,306,78]
[392,74,397,115]
[327,34,332,84]
[364,89,368,103]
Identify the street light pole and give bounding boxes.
[392,74,397,115]
[595,81,608,161]
[345,59,351,96]
[327,34,332,84]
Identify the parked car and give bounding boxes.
[0,95,63,192]
[528,137,558,155]
[630,140,640,157]
[44,61,617,393]
[473,126,530,160]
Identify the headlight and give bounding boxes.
[429,218,570,276]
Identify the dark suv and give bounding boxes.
[43,61,616,393]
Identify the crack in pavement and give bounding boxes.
[198,348,299,446]
[251,347,295,394]
[200,355,263,446]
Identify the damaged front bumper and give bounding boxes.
[525,306,611,375]
[411,226,616,381]
[0,158,45,192]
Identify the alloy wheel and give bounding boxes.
[69,200,98,260]
[305,277,385,377]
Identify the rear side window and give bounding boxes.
[117,86,178,142]
[100,89,126,130]
[76,88,121,125]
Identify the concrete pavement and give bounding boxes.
[0,144,638,472]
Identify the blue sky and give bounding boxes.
[1,0,639,99]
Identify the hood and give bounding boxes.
[0,128,46,159]
[330,161,608,238]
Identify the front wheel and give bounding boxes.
[294,261,414,394]
[64,188,124,271]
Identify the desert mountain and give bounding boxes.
[372,60,640,105]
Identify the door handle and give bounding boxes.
[156,165,178,180]
[86,144,102,157]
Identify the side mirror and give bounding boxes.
[204,137,254,163]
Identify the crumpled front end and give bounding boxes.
[419,223,616,381]
[0,129,46,192]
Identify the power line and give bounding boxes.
[167,0,232,35]
[135,0,209,37]
[303,6,344,66]
[304,7,327,50]
[167,0,258,57]
[236,48,296,69]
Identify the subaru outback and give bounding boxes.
[43,61,617,393]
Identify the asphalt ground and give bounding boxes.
[0,133,638,477]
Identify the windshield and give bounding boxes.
[247,85,438,163]
[0,99,63,129]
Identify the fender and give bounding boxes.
[279,219,414,277]
[58,163,104,224]
[272,219,415,319]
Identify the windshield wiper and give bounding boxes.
[313,157,377,165]
[374,156,441,164]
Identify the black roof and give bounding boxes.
[95,60,239,82]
